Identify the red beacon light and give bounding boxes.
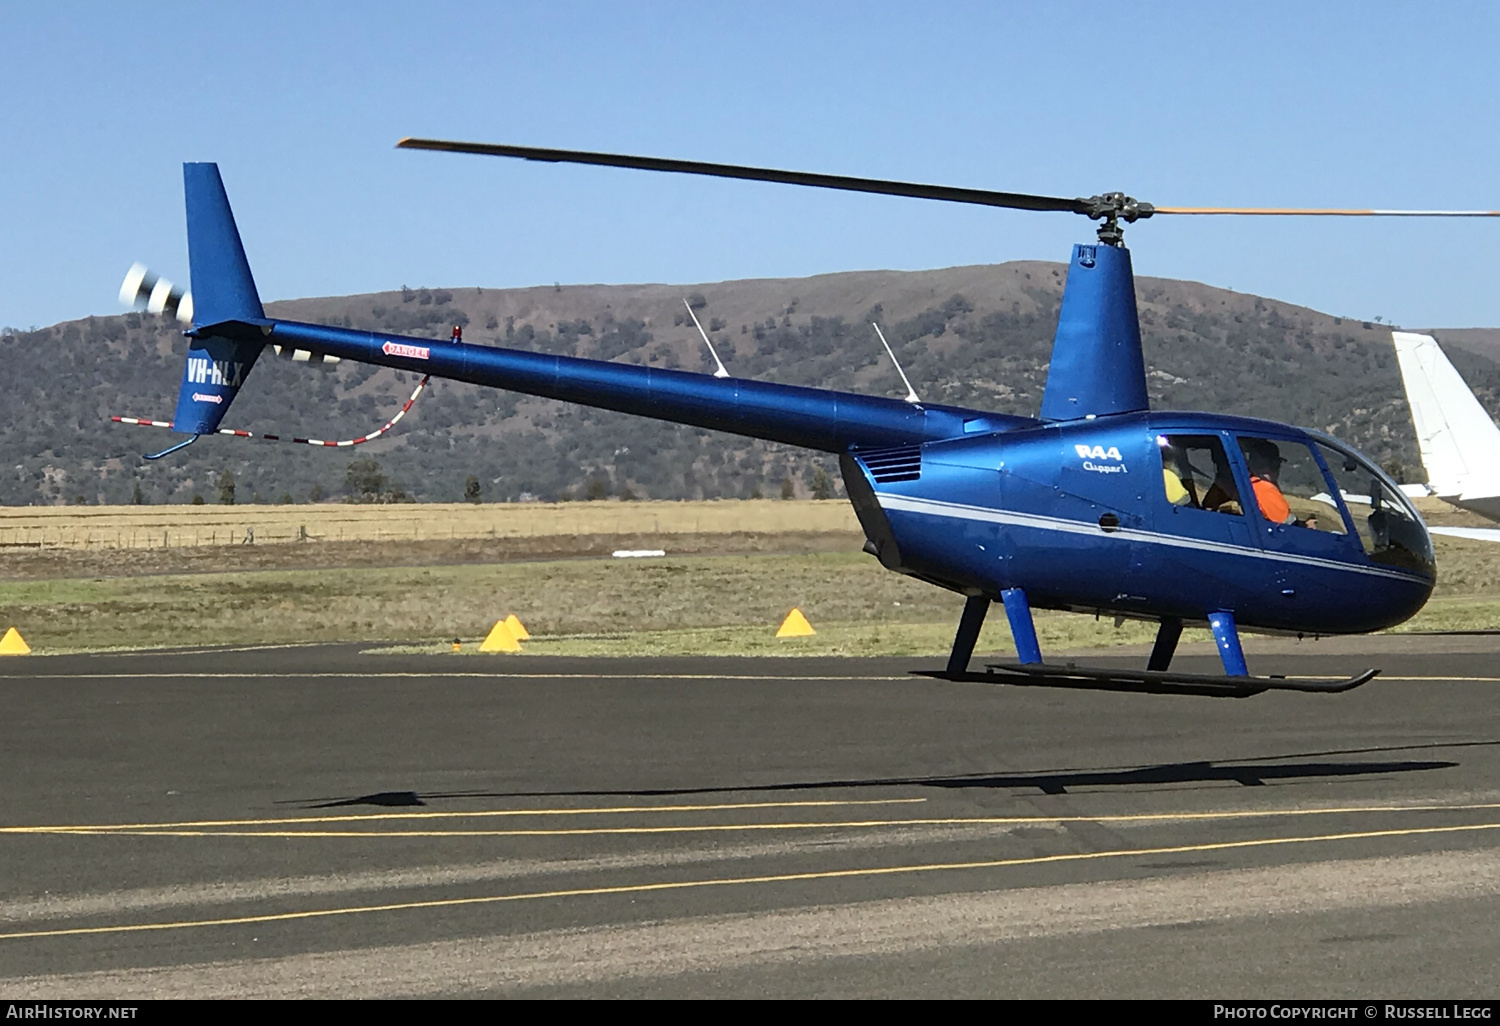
[452,325,462,342]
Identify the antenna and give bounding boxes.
[684,299,730,378]
[872,323,920,404]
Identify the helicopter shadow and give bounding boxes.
[291,740,1492,808]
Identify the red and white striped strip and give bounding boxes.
[111,375,430,448]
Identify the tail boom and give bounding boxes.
[203,318,1032,453]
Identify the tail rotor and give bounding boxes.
[119,262,193,325]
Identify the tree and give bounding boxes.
[464,475,482,503]
[780,477,795,500]
[344,459,388,501]
[217,470,236,506]
[131,482,145,505]
[309,483,325,503]
[811,467,833,500]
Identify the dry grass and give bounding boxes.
[0,553,946,652]
[0,499,859,551]
[0,530,861,582]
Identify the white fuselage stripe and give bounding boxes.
[874,493,1428,584]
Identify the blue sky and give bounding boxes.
[4,1,1499,330]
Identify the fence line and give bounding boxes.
[0,501,860,551]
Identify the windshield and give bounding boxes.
[1314,439,1434,575]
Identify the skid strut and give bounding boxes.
[947,595,991,675]
[924,598,1377,697]
[1148,617,1182,672]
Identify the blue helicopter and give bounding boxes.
[121,145,1486,697]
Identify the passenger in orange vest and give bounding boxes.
[1245,440,1316,529]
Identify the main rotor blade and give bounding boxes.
[1155,206,1500,217]
[396,137,1090,215]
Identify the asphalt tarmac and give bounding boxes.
[1,639,1498,998]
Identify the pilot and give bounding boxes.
[1245,440,1316,529]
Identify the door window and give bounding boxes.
[1235,436,1347,535]
[1156,434,1243,516]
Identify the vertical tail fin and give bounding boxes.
[171,163,267,435]
[1392,331,1500,507]
[184,163,264,327]
[1040,244,1148,421]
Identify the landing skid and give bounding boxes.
[916,661,1379,698]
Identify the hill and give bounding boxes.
[4,263,1499,506]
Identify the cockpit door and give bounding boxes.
[1150,432,1262,609]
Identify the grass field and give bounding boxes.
[2,499,1498,657]
[2,541,1497,657]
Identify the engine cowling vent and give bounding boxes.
[858,445,922,484]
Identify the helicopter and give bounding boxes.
[115,145,1494,698]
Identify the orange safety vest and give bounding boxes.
[1250,476,1291,524]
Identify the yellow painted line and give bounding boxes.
[13,821,1032,839]
[4,820,1499,942]
[19,801,1500,839]
[1379,676,1500,683]
[0,798,927,834]
[6,671,1500,684]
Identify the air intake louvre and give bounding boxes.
[859,445,922,483]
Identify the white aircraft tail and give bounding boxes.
[1392,331,1500,519]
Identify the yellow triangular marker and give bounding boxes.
[776,608,815,637]
[0,627,31,655]
[504,614,531,640]
[479,620,521,653]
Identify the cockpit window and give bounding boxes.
[1236,436,1346,535]
[1315,441,1435,574]
[1157,434,1242,516]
